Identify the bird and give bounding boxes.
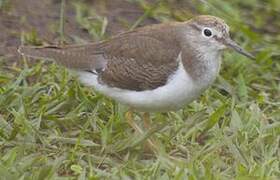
[18,15,255,150]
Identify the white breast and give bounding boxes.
[78,53,219,112]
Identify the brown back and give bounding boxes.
[19,22,184,91]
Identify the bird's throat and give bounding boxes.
[182,50,221,88]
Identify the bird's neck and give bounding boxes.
[181,47,221,88]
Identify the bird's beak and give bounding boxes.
[223,38,255,59]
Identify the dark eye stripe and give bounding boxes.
[213,35,224,43]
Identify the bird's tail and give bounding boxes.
[17,45,100,70]
[18,45,69,61]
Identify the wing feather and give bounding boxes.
[18,22,183,91]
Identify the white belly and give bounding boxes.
[78,60,210,112]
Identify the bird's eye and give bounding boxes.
[202,28,213,37]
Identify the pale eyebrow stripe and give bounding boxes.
[189,23,201,31]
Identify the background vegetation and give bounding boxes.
[0,0,279,179]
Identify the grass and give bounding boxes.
[0,0,279,179]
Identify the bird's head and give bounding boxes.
[186,15,255,59]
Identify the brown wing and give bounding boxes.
[93,23,182,91]
[18,23,183,91]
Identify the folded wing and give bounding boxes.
[18,23,182,91]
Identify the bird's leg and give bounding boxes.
[142,112,158,148]
[125,110,143,134]
[125,110,157,152]
[143,112,151,130]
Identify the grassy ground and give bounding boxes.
[0,0,279,179]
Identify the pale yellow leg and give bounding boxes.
[143,112,150,130]
[125,110,157,152]
[143,112,158,150]
[125,110,143,134]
